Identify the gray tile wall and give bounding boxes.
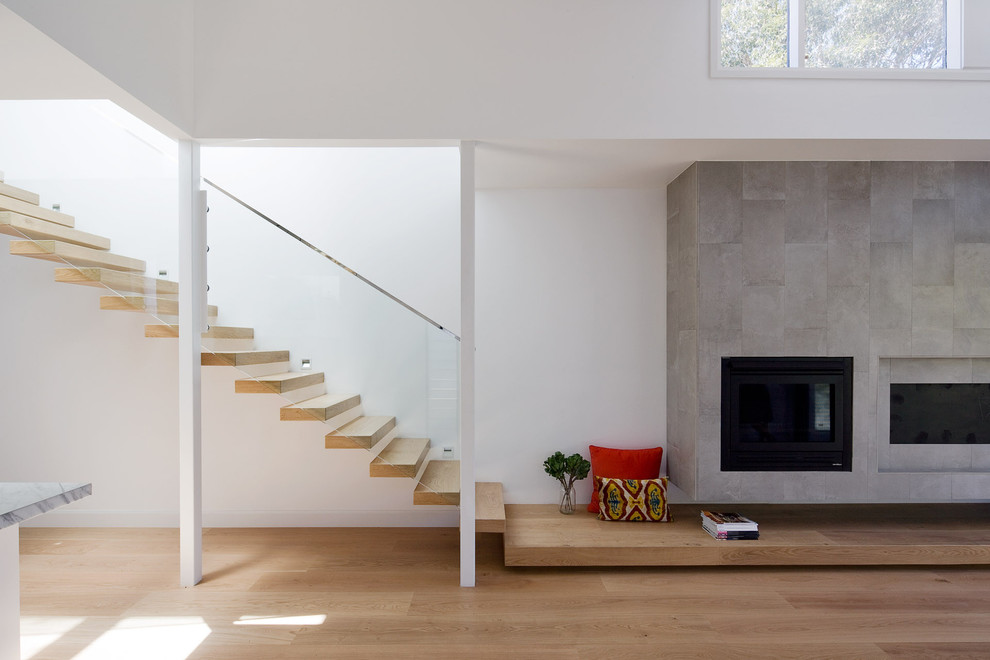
[667,161,990,503]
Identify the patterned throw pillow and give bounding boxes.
[596,477,671,522]
[587,445,664,513]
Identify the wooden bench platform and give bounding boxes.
[503,502,990,567]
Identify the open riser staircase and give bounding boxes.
[0,172,507,521]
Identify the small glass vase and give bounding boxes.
[559,483,576,515]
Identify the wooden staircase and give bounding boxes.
[2,173,469,512]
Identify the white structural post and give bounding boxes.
[178,141,207,587]
[459,141,476,588]
[0,526,19,660]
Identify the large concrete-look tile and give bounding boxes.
[827,199,870,286]
[785,161,828,243]
[912,200,955,286]
[699,243,742,331]
[951,472,990,500]
[741,285,784,355]
[954,161,990,243]
[827,285,870,369]
[780,328,827,355]
[698,162,742,244]
[828,161,871,200]
[914,161,954,200]
[911,286,954,355]
[871,162,914,242]
[889,356,972,382]
[698,329,740,416]
[954,329,990,356]
[742,200,785,285]
[870,329,912,370]
[953,244,990,329]
[870,242,912,329]
[972,358,990,381]
[743,161,786,200]
[783,243,827,329]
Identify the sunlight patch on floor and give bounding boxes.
[234,614,327,626]
[71,617,210,660]
[21,616,85,660]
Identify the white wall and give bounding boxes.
[475,188,666,505]
[189,1,990,140]
[0,101,179,277]
[0,250,180,525]
[4,1,987,142]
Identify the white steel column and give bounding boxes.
[459,141,476,588]
[0,526,19,660]
[178,141,207,587]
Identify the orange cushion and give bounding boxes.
[597,477,671,521]
[587,445,663,513]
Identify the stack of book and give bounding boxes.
[701,511,759,540]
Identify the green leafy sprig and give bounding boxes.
[543,451,591,492]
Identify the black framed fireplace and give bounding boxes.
[721,357,853,471]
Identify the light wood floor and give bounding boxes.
[19,527,990,659]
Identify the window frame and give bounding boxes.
[710,0,985,80]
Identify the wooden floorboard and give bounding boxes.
[18,526,990,659]
[505,502,990,567]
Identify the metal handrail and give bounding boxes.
[202,178,460,341]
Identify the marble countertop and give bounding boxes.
[0,482,92,529]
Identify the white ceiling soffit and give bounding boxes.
[475,139,990,190]
[0,2,191,140]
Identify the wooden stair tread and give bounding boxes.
[369,437,430,477]
[202,350,290,367]
[55,267,178,296]
[413,460,460,506]
[0,181,39,205]
[280,393,361,422]
[325,416,396,449]
[235,371,324,394]
[11,240,144,272]
[146,325,254,339]
[0,193,74,227]
[476,482,506,533]
[101,296,217,317]
[0,212,109,250]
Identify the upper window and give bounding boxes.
[718,0,961,70]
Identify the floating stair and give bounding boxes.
[280,393,361,422]
[11,240,144,272]
[55,267,179,297]
[0,181,40,205]
[325,416,396,449]
[101,296,218,317]
[370,437,430,477]
[234,371,323,394]
[146,324,255,339]
[202,350,290,367]
[0,194,74,227]
[413,460,460,505]
[6,173,466,516]
[476,482,506,533]
[0,212,110,250]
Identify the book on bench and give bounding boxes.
[701,511,759,540]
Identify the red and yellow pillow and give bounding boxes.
[587,445,663,513]
[597,477,671,522]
